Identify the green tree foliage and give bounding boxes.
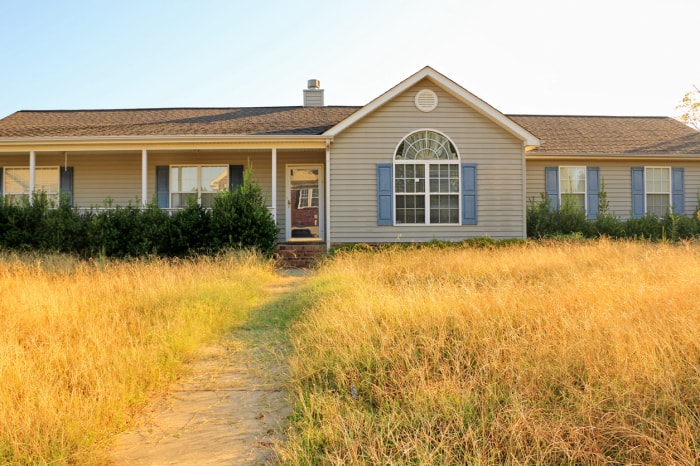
[676,85,700,131]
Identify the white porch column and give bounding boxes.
[141,149,148,207]
[271,148,277,222]
[29,150,36,205]
[325,140,331,250]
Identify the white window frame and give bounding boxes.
[558,166,587,211]
[393,129,461,226]
[3,166,61,204]
[644,166,672,216]
[169,164,228,208]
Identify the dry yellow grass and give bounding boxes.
[0,251,277,465]
[283,240,700,464]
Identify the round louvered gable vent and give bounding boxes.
[414,89,438,112]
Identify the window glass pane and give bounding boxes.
[5,168,29,194]
[561,193,585,211]
[429,194,459,224]
[35,168,59,194]
[171,166,198,193]
[395,195,425,224]
[396,131,459,161]
[428,162,459,193]
[647,193,669,216]
[395,164,425,194]
[201,166,228,194]
[646,167,670,193]
[560,167,585,194]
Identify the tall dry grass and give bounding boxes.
[0,251,276,465]
[283,240,700,464]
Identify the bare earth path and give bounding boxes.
[109,271,307,465]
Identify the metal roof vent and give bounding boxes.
[304,79,324,107]
[415,89,438,112]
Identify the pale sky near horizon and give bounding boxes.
[1,0,698,120]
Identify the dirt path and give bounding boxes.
[109,271,306,465]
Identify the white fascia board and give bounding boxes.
[0,134,331,152]
[324,66,541,148]
[526,153,700,161]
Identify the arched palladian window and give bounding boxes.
[394,130,460,224]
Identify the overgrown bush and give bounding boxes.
[210,168,279,256]
[0,169,278,258]
[526,191,700,241]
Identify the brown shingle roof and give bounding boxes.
[509,115,700,155]
[1,107,699,156]
[0,107,361,138]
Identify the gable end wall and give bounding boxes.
[330,79,526,243]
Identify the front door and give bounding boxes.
[286,165,324,241]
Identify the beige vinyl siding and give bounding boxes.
[330,79,526,242]
[526,159,700,219]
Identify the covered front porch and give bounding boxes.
[0,137,333,247]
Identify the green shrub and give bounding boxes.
[210,167,279,256]
[169,200,211,255]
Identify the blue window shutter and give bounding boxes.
[545,167,559,210]
[461,163,477,225]
[376,163,393,226]
[156,166,169,208]
[229,165,244,191]
[631,167,645,219]
[586,167,599,220]
[59,167,74,206]
[672,167,684,215]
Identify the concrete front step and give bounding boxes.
[275,243,327,268]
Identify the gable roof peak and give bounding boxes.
[324,66,540,148]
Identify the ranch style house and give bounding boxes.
[0,66,699,249]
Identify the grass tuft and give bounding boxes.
[282,240,700,464]
[0,250,277,464]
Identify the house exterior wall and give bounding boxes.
[329,79,527,243]
[526,159,700,219]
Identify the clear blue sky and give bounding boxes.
[1,0,698,119]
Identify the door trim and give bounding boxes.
[285,164,324,242]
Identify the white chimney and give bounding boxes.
[303,79,324,107]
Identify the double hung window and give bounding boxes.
[3,167,60,204]
[394,130,460,224]
[645,167,670,216]
[170,165,228,208]
[559,166,586,210]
